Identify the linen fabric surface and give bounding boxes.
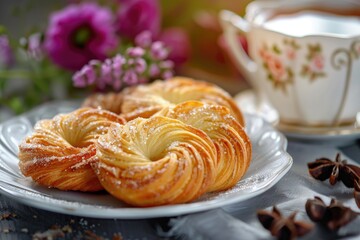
[163,141,360,240]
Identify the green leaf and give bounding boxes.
[0,25,6,35]
[8,97,24,114]
[272,45,282,55]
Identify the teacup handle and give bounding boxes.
[219,10,257,79]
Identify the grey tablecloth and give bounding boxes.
[163,141,360,240]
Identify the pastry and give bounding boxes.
[82,91,124,114]
[18,108,126,192]
[94,116,217,206]
[83,77,244,125]
[157,101,252,191]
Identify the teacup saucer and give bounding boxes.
[234,90,360,146]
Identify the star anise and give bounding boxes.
[305,196,359,231]
[307,153,360,188]
[354,179,360,208]
[257,206,314,240]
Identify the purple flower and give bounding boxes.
[158,28,191,66]
[123,70,138,85]
[73,61,98,87]
[20,33,44,60]
[134,58,146,74]
[162,70,173,79]
[72,31,175,91]
[150,41,168,60]
[0,35,14,67]
[101,59,113,85]
[116,0,161,40]
[112,54,126,77]
[135,31,152,48]
[126,47,145,58]
[45,3,117,71]
[149,63,160,77]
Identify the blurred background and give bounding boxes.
[0,0,252,120]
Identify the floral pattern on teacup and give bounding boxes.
[301,44,326,81]
[259,41,295,93]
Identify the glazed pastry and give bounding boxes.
[157,101,252,191]
[82,92,124,114]
[95,116,217,206]
[18,108,126,192]
[120,77,245,125]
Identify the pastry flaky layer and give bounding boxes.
[95,116,217,207]
[82,76,244,126]
[82,91,125,114]
[18,108,126,192]
[156,101,252,192]
[122,77,244,125]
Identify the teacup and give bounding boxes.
[220,0,360,127]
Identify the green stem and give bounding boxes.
[0,70,32,80]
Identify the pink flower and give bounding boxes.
[150,41,168,60]
[135,31,152,48]
[126,47,145,58]
[310,54,324,72]
[158,28,191,66]
[45,3,117,71]
[116,0,161,40]
[267,55,286,81]
[286,48,296,60]
[0,35,14,67]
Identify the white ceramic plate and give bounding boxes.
[235,90,360,146]
[0,100,292,219]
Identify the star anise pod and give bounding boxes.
[307,153,360,187]
[305,196,359,231]
[257,206,314,240]
[354,178,360,208]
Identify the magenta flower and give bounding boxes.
[158,28,191,66]
[0,35,14,68]
[116,0,161,40]
[45,3,117,71]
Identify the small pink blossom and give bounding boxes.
[286,48,296,60]
[159,60,174,69]
[101,59,113,85]
[310,54,324,72]
[45,3,117,71]
[150,41,168,60]
[135,31,152,48]
[149,63,160,77]
[162,70,173,79]
[134,58,146,74]
[127,47,145,58]
[123,70,138,85]
[116,0,161,40]
[267,55,286,81]
[72,32,174,91]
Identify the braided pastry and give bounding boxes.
[18,108,126,192]
[157,101,252,191]
[94,116,217,206]
[120,77,244,125]
[82,92,124,114]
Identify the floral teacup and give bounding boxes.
[220,0,360,127]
